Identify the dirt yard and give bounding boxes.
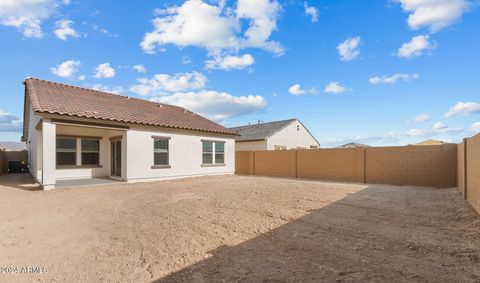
[0,174,479,282]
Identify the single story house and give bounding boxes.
[230,119,320,151]
[22,78,238,190]
[414,139,445,146]
[338,142,370,148]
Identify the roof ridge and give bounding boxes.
[231,118,297,129]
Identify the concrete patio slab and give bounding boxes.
[55,177,124,189]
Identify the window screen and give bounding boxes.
[215,142,225,164]
[57,137,76,166]
[82,139,99,165]
[154,138,169,165]
[202,141,213,164]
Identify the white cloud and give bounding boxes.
[470,122,480,134]
[133,64,147,73]
[369,73,419,84]
[433,122,447,130]
[130,72,207,96]
[0,0,69,38]
[94,63,116,79]
[321,123,466,147]
[54,19,79,41]
[206,53,255,70]
[320,131,401,148]
[407,124,463,138]
[397,35,434,58]
[337,36,361,61]
[445,102,480,117]
[406,128,430,137]
[50,60,81,79]
[304,2,318,23]
[154,90,267,122]
[90,84,124,94]
[91,23,119,38]
[410,113,431,123]
[395,0,470,32]
[140,0,283,56]
[0,110,22,132]
[182,56,192,64]
[288,83,316,96]
[324,82,347,94]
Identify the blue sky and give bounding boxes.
[0,0,479,147]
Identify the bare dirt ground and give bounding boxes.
[0,174,479,283]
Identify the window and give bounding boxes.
[274,145,287,150]
[57,137,76,166]
[154,138,169,165]
[202,141,225,165]
[202,141,213,164]
[82,139,100,165]
[215,142,224,164]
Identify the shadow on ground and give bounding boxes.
[154,185,480,283]
[0,173,41,191]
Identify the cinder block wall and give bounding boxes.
[365,144,457,188]
[458,142,466,197]
[236,144,458,188]
[1,150,28,174]
[253,150,296,178]
[0,149,3,175]
[297,148,364,182]
[465,134,480,214]
[235,151,254,175]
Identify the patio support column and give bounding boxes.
[122,130,128,181]
[42,119,56,190]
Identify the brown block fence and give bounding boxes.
[0,150,28,174]
[0,149,3,175]
[458,133,480,214]
[236,143,458,188]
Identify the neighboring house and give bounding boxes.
[22,78,238,190]
[414,139,445,146]
[230,119,320,151]
[338,142,370,148]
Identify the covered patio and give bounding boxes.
[0,174,125,190]
[30,117,129,189]
[55,177,125,189]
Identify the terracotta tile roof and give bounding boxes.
[24,78,237,136]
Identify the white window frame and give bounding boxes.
[202,140,225,166]
[152,136,171,168]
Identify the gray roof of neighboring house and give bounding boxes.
[229,119,298,141]
[338,142,371,148]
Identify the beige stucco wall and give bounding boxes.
[124,127,235,182]
[26,106,43,182]
[266,120,319,150]
[235,140,267,151]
